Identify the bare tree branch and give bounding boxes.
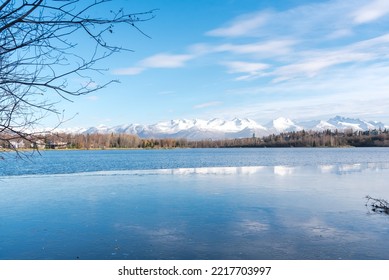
[0,0,156,156]
[365,195,389,215]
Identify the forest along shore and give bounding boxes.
[2,129,389,150]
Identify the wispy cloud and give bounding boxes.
[222,61,269,80]
[326,28,353,40]
[111,0,389,123]
[113,53,194,76]
[200,1,387,81]
[273,49,373,81]
[206,0,357,40]
[141,53,193,68]
[215,40,296,57]
[352,0,389,24]
[194,101,222,109]
[218,61,389,122]
[206,11,269,37]
[271,32,389,81]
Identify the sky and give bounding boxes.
[48,0,389,128]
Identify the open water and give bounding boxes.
[1,148,389,259]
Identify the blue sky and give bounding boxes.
[52,0,389,128]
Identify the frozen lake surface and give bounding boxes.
[1,148,389,259]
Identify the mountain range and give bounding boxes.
[56,116,387,140]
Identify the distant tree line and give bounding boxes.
[2,129,389,150]
[188,129,389,148]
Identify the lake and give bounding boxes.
[1,148,389,259]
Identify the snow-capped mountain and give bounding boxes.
[297,120,337,131]
[134,118,268,139]
[326,116,385,131]
[54,116,387,140]
[267,117,303,133]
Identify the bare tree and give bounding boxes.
[0,0,155,154]
[365,195,389,215]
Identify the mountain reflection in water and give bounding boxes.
[1,150,389,260]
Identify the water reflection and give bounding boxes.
[1,163,389,259]
[164,162,389,176]
[273,166,295,176]
[4,162,389,179]
[167,162,389,177]
[160,166,266,176]
[318,164,336,173]
[318,162,389,175]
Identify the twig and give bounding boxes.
[365,195,389,215]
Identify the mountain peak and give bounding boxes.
[54,116,387,140]
[269,117,302,132]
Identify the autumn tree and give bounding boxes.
[0,0,155,153]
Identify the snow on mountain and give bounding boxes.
[53,116,387,140]
[328,116,385,131]
[267,117,303,133]
[297,120,337,131]
[207,118,266,132]
[149,119,194,133]
[83,125,111,134]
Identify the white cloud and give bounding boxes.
[272,32,389,81]
[140,53,193,68]
[352,0,389,24]
[223,61,269,81]
[194,101,222,109]
[326,28,353,39]
[274,50,373,81]
[223,61,269,73]
[112,0,389,124]
[206,0,362,40]
[352,33,389,49]
[216,40,296,57]
[112,53,194,76]
[206,11,269,37]
[217,61,389,123]
[186,40,296,60]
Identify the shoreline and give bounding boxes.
[0,145,374,153]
